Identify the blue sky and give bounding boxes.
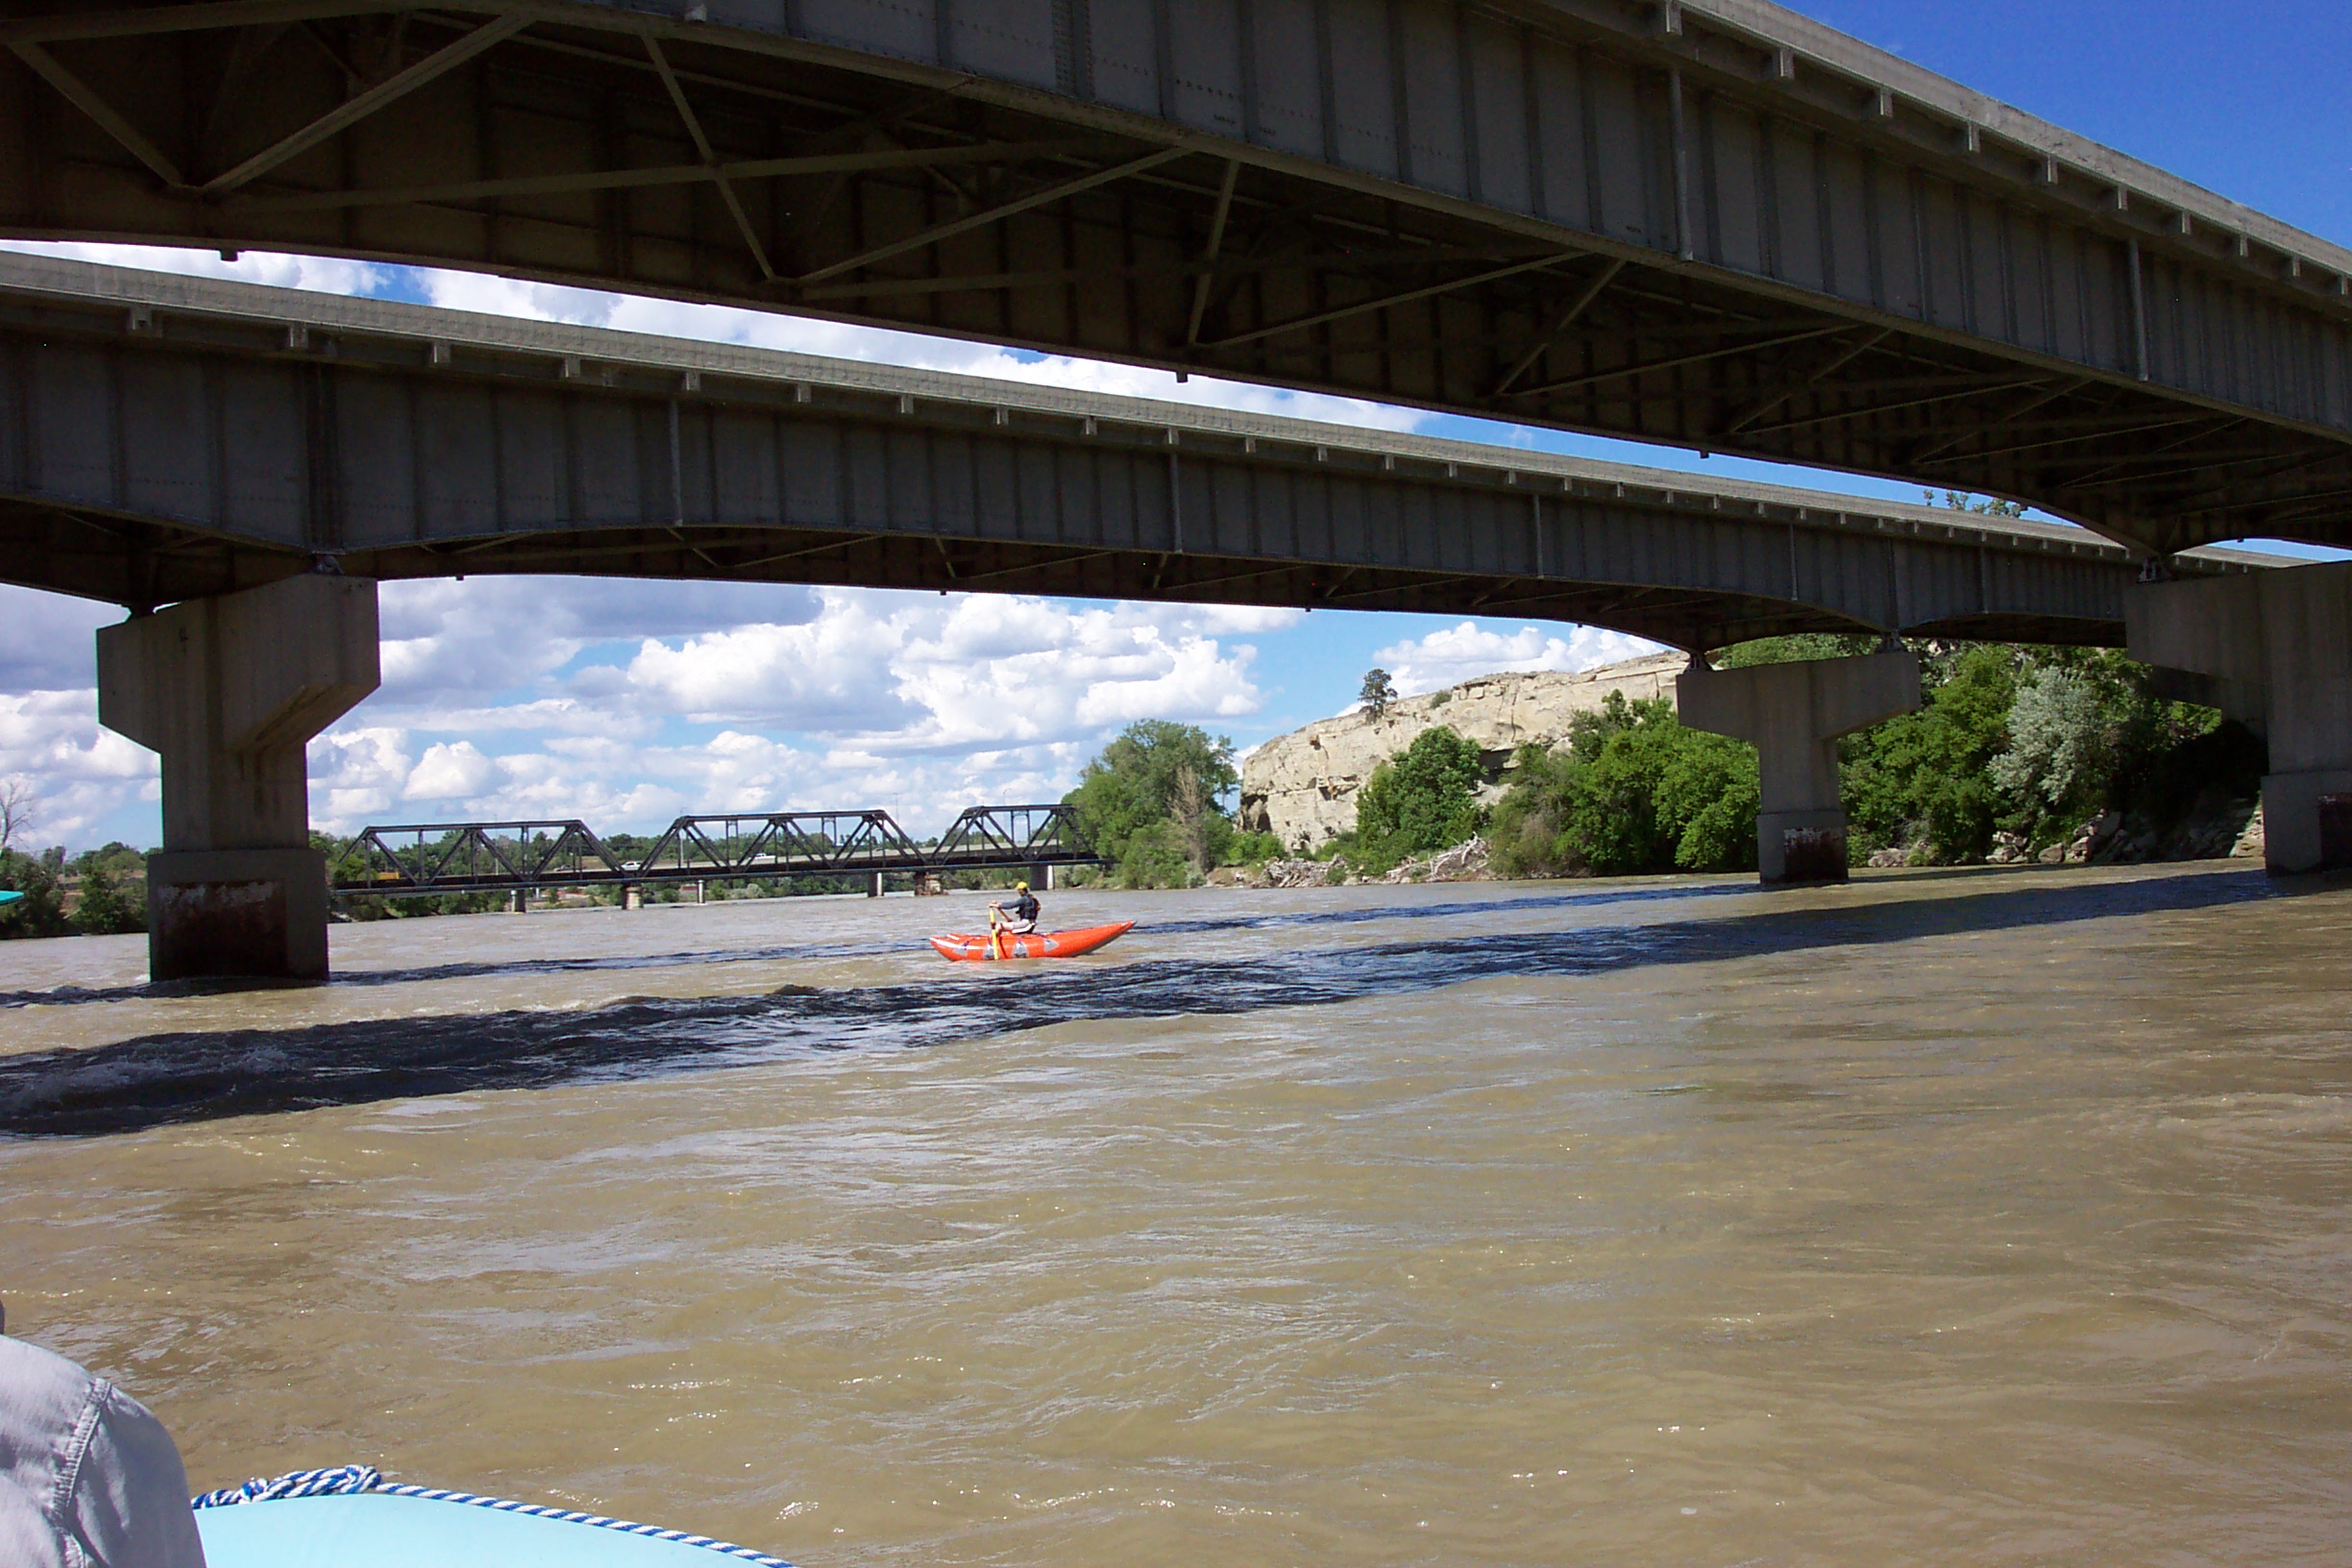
[1,0,2345,852]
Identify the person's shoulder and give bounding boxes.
[0,1335,104,1425]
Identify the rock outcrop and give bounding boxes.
[1237,652,1688,851]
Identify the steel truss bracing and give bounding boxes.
[340,804,1101,896]
[0,3,2346,557]
[0,254,2272,655]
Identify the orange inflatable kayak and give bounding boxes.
[929,920,1136,961]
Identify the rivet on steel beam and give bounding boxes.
[680,370,701,391]
[285,324,309,351]
[429,341,452,365]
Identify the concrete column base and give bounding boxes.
[868,871,884,897]
[1678,649,1920,888]
[1759,808,1850,885]
[146,848,329,982]
[2260,770,2352,874]
[622,884,643,911]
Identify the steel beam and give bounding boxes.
[1,2,2348,555]
[0,253,2279,655]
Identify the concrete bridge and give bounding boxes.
[4,0,2350,562]
[9,253,2340,983]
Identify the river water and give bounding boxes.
[4,861,2349,1564]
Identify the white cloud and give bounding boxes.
[403,741,502,802]
[1374,621,1668,697]
[284,586,1293,836]
[0,686,158,845]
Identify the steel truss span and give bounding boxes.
[0,256,2272,654]
[1,2,2348,556]
[344,804,1097,896]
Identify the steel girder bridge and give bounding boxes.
[339,803,1098,896]
[0,255,2274,654]
[2,1,2347,561]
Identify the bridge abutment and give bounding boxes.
[1678,649,1923,885]
[2129,561,2352,874]
[97,575,380,981]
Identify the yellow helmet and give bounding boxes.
[1015,881,1030,893]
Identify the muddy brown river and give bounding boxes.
[4,861,2349,1564]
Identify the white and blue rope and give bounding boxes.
[193,1464,796,1566]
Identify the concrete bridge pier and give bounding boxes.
[97,575,380,981]
[2129,560,2352,874]
[1678,649,1923,884]
[867,871,885,897]
[1026,864,1055,893]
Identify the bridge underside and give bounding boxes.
[1,502,2119,655]
[0,255,2236,655]
[2,3,2349,556]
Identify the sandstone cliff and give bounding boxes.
[1237,651,1689,850]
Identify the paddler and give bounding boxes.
[989,880,1041,936]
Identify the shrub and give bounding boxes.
[1356,725,1486,866]
[1490,694,1758,876]
[70,866,145,936]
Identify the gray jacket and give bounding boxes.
[0,1337,207,1568]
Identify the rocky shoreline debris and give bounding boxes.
[1216,837,1496,890]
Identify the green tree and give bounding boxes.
[0,848,73,939]
[1359,668,1398,720]
[1064,720,1241,888]
[1356,726,1485,863]
[1489,694,1759,877]
[69,865,145,936]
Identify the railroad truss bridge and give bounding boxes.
[338,804,1098,901]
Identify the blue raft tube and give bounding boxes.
[192,1465,795,1568]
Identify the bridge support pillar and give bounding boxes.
[867,871,884,897]
[622,883,643,911]
[1678,649,1922,885]
[507,889,528,914]
[1026,863,1054,893]
[97,575,380,981]
[2129,561,2352,874]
